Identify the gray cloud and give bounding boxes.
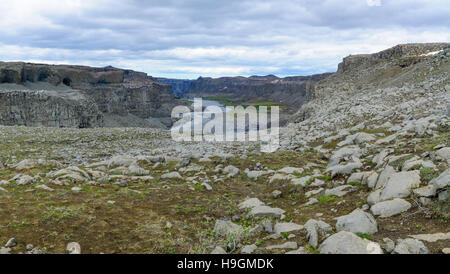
[0,0,448,78]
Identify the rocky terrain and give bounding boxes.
[0,43,449,254]
[0,63,177,129]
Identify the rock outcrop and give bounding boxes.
[0,62,176,128]
[157,73,332,112]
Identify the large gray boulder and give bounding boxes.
[248,206,285,219]
[318,231,383,254]
[304,219,333,248]
[274,222,303,234]
[392,238,429,254]
[375,165,396,190]
[336,209,378,235]
[378,171,421,201]
[214,220,244,241]
[370,198,411,218]
[328,146,361,168]
[436,147,450,163]
[325,185,358,197]
[431,168,450,190]
[238,198,265,210]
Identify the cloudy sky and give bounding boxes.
[0,0,449,79]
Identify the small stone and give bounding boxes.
[161,172,182,179]
[35,184,54,192]
[248,205,285,219]
[303,198,318,206]
[263,219,273,233]
[71,187,82,193]
[5,238,17,248]
[274,222,303,234]
[0,247,11,254]
[238,198,265,210]
[211,246,227,254]
[442,248,450,254]
[241,244,257,254]
[265,242,298,250]
[383,238,395,253]
[285,247,309,254]
[166,222,173,229]
[201,182,212,190]
[66,242,81,254]
[393,238,428,254]
[26,244,34,251]
[271,190,282,199]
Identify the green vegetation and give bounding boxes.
[357,233,373,240]
[318,195,336,205]
[203,96,286,110]
[420,167,439,183]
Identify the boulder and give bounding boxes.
[274,223,303,234]
[430,168,450,190]
[318,231,383,254]
[370,198,411,218]
[392,238,429,254]
[378,171,421,201]
[248,206,285,219]
[304,219,333,248]
[336,209,378,235]
[238,198,265,210]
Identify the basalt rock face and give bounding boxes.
[157,78,195,98]
[0,90,103,128]
[0,62,175,128]
[157,73,332,113]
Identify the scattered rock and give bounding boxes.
[241,244,257,254]
[392,238,429,254]
[0,247,11,254]
[248,206,285,219]
[325,185,357,197]
[211,246,227,254]
[66,242,81,254]
[370,198,412,218]
[271,190,282,199]
[431,168,450,190]
[378,171,421,201]
[304,219,333,249]
[161,172,182,179]
[409,232,450,243]
[266,242,298,250]
[336,209,378,235]
[214,220,244,240]
[238,198,265,210]
[223,165,240,178]
[318,231,383,254]
[5,238,17,248]
[382,238,395,253]
[274,223,303,234]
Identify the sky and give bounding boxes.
[0,0,449,79]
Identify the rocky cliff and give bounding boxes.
[157,73,332,113]
[0,62,176,128]
[286,42,450,146]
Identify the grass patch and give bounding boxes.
[357,233,373,240]
[318,195,336,205]
[420,167,439,183]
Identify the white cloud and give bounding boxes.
[0,0,448,78]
